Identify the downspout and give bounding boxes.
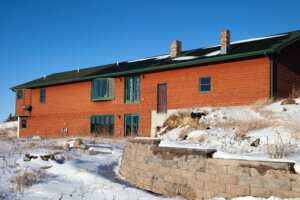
[264,52,274,99]
[17,117,20,138]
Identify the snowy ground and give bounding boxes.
[1,98,300,200]
[159,98,300,174]
[0,135,180,200]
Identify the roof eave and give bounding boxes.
[10,48,276,91]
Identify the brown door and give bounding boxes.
[157,83,167,113]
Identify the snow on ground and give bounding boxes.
[158,98,300,174]
[0,135,180,200]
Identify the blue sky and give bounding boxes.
[0,0,299,122]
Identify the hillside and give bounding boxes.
[158,98,300,173]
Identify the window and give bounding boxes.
[124,114,140,137]
[199,77,211,93]
[17,90,23,100]
[90,115,114,135]
[40,88,46,104]
[92,78,114,101]
[21,119,27,129]
[125,76,140,103]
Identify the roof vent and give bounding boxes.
[43,75,46,80]
[170,40,182,56]
[221,30,230,54]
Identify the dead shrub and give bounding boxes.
[218,117,271,140]
[266,132,296,159]
[281,98,296,105]
[178,128,189,141]
[11,169,46,192]
[251,98,273,112]
[161,112,209,135]
[290,87,300,99]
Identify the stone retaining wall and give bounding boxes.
[120,138,300,199]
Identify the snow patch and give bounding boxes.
[172,56,199,61]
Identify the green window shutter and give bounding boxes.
[199,77,211,93]
[17,90,23,100]
[91,78,114,101]
[90,115,114,135]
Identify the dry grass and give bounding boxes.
[281,98,296,105]
[266,132,296,159]
[161,112,209,135]
[218,117,272,140]
[251,98,274,112]
[11,169,46,192]
[290,87,300,99]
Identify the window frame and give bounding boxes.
[124,113,140,137]
[17,90,23,100]
[90,114,115,135]
[40,88,46,104]
[21,119,27,129]
[91,78,115,101]
[124,76,140,103]
[199,76,211,93]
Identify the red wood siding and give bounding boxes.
[273,40,300,98]
[17,57,270,138]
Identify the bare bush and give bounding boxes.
[11,169,46,192]
[290,87,300,99]
[218,117,271,140]
[266,132,297,159]
[281,98,296,105]
[251,98,273,112]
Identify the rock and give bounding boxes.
[40,155,49,161]
[281,99,296,105]
[29,155,38,159]
[24,154,31,162]
[191,112,206,119]
[251,139,260,147]
[65,143,70,151]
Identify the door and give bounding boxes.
[157,83,167,113]
[124,114,140,137]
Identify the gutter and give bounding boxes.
[10,48,277,91]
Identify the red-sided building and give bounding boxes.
[11,30,300,138]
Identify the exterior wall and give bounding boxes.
[273,40,300,98]
[120,139,300,199]
[15,89,32,116]
[17,57,270,138]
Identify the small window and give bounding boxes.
[125,76,140,103]
[17,90,23,100]
[90,115,114,135]
[40,88,46,104]
[21,119,27,129]
[92,78,114,101]
[199,77,211,93]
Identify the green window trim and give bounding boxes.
[17,90,23,100]
[40,88,46,104]
[21,119,27,129]
[91,78,115,101]
[125,76,140,103]
[199,76,211,93]
[90,114,115,135]
[124,114,140,137]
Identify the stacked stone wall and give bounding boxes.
[120,138,300,199]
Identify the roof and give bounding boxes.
[11,29,300,91]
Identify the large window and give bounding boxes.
[92,78,114,101]
[90,115,114,135]
[124,114,140,137]
[199,77,211,93]
[40,88,46,104]
[21,119,27,129]
[17,90,23,100]
[125,76,140,103]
